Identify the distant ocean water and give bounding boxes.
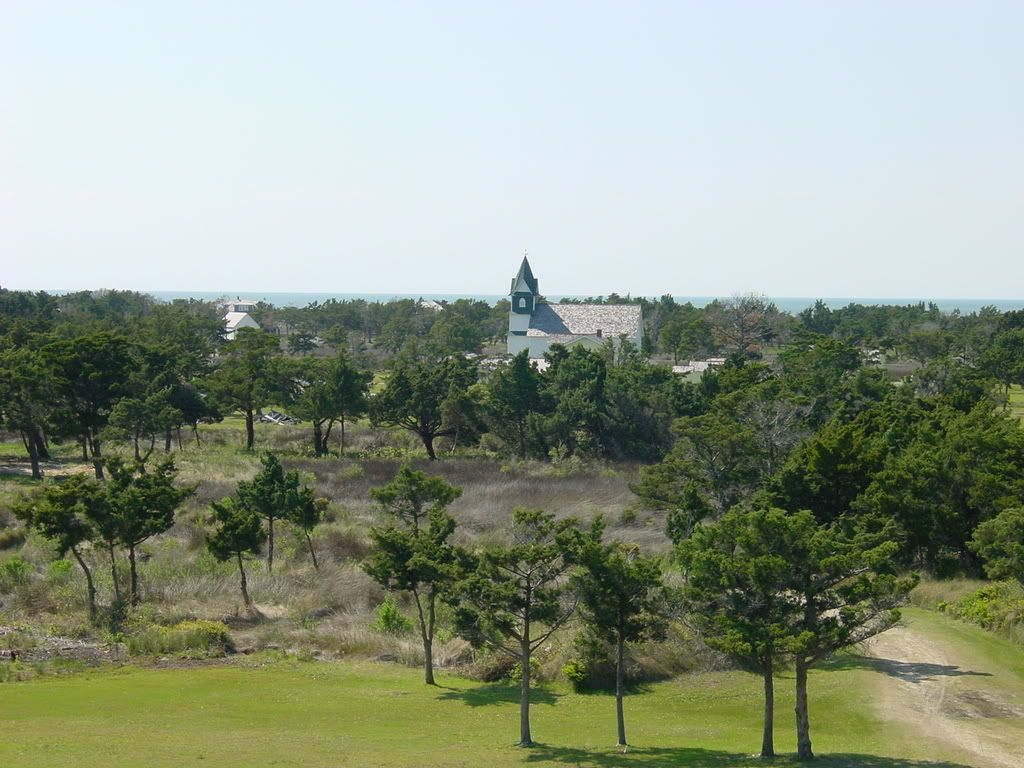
[147,291,1024,315]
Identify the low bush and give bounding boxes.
[46,559,73,584]
[561,658,588,691]
[937,581,1024,645]
[558,623,709,690]
[126,619,233,657]
[506,656,540,684]
[0,555,32,591]
[0,526,27,551]
[372,595,413,635]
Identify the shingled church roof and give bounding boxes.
[525,303,642,338]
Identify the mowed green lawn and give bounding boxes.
[1,634,989,768]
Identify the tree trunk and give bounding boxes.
[519,635,533,747]
[71,546,97,623]
[193,424,202,447]
[795,659,813,760]
[22,429,42,480]
[411,588,436,685]
[304,530,319,570]
[108,543,122,604]
[339,417,346,456]
[322,420,334,456]
[421,433,437,461]
[164,428,172,452]
[312,422,324,456]
[80,438,89,462]
[143,435,156,465]
[615,633,627,748]
[128,544,140,605]
[237,553,254,612]
[245,407,255,450]
[90,433,104,479]
[33,427,50,460]
[133,435,142,462]
[761,660,775,758]
[267,516,275,573]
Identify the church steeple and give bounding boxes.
[510,255,539,316]
[510,255,539,296]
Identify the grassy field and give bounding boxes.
[6,609,1021,767]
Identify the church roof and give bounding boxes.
[510,256,539,295]
[525,303,642,339]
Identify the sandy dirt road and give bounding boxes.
[863,624,1023,767]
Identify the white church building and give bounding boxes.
[506,258,643,358]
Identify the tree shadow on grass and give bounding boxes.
[824,654,992,684]
[436,683,560,707]
[571,682,655,697]
[522,745,974,768]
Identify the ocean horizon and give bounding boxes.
[140,291,1024,315]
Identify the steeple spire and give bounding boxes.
[510,254,538,296]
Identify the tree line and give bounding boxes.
[4,286,1024,475]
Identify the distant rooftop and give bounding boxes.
[525,303,642,338]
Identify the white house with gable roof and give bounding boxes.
[222,298,261,340]
[506,258,643,357]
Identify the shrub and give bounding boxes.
[467,650,517,682]
[0,526,26,551]
[0,555,32,591]
[562,658,589,691]
[126,620,233,657]
[373,595,413,635]
[939,581,1024,645]
[506,656,540,683]
[47,559,73,584]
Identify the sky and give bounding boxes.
[2,1,1023,298]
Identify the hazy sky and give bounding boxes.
[3,1,1022,298]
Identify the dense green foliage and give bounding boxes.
[5,286,1024,763]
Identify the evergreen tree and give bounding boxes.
[365,466,463,684]
[43,332,132,478]
[970,507,1024,585]
[106,457,193,604]
[452,509,587,747]
[207,497,265,614]
[678,507,807,758]
[569,526,669,748]
[235,453,295,573]
[0,346,60,479]
[482,350,543,458]
[781,513,915,759]
[205,328,285,450]
[288,352,371,456]
[371,351,478,460]
[13,476,105,621]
